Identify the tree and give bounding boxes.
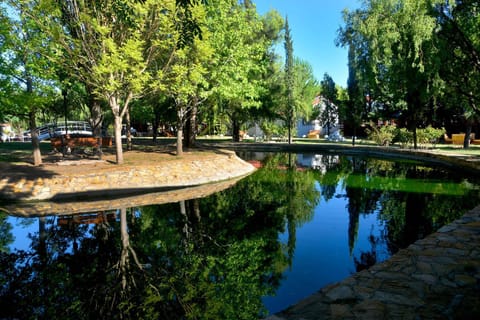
[339,0,445,149]
[293,58,319,122]
[337,14,373,145]
[207,0,275,142]
[319,73,338,136]
[284,17,295,144]
[1,1,59,165]
[159,2,212,155]
[436,0,480,148]
[248,9,284,140]
[24,0,180,164]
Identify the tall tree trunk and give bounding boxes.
[113,115,124,164]
[27,75,42,165]
[288,115,292,144]
[29,110,42,166]
[109,94,128,165]
[413,126,418,149]
[352,126,357,146]
[126,107,132,151]
[109,93,133,164]
[184,107,192,148]
[464,121,472,149]
[152,108,160,143]
[184,100,197,148]
[87,88,103,159]
[232,115,240,142]
[177,106,185,156]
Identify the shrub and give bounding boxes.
[416,126,445,148]
[369,125,445,149]
[366,124,397,146]
[395,128,412,148]
[393,126,445,148]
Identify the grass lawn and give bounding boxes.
[1,137,479,164]
[0,141,52,163]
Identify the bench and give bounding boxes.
[443,134,453,144]
[451,133,475,145]
[51,136,112,152]
[307,130,320,139]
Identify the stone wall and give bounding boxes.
[0,152,255,202]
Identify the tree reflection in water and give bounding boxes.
[1,153,479,319]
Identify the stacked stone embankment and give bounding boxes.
[0,151,255,202]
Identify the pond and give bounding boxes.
[1,152,479,319]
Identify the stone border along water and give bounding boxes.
[0,151,256,203]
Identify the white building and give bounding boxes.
[298,96,341,138]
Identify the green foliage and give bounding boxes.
[366,124,397,146]
[394,126,445,148]
[259,120,283,141]
[436,1,480,119]
[338,0,449,148]
[368,124,445,148]
[319,73,338,134]
[0,213,14,253]
[395,128,412,148]
[416,126,445,147]
[208,0,269,106]
[294,58,319,121]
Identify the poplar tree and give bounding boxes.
[284,17,295,144]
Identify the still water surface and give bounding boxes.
[1,153,479,319]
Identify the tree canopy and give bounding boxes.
[338,0,480,148]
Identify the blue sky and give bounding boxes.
[254,0,361,88]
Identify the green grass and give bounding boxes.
[433,144,480,155]
[293,137,480,156]
[1,137,479,164]
[0,141,52,163]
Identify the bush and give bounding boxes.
[421,126,445,147]
[366,124,397,146]
[368,125,445,148]
[394,126,445,149]
[395,128,412,148]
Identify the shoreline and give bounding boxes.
[0,149,255,203]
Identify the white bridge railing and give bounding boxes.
[26,121,93,141]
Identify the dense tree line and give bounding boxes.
[337,0,480,149]
[2,0,477,166]
[1,0,318,164]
